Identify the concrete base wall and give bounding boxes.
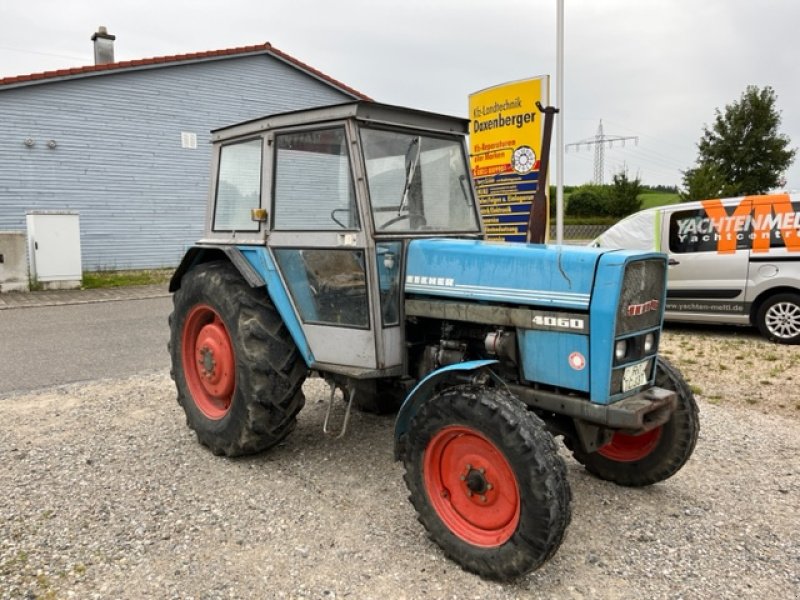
[0,231,29,292]
[39,279,81,291]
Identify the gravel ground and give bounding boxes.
[660,324,800,420]
[1,331,799,599]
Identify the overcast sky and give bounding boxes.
[1,0,798,189]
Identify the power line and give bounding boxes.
[0,45,87,62]
[565,120,638,184]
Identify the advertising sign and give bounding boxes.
[469,76,549,242]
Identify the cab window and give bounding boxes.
[273,128,359,231]
[213,138,262,232]
[360,127,480,233]
[273,248,369,329]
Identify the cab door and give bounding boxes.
[265,124,385,371]
[660,202,751,320]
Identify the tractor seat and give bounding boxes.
[302,250,366,295]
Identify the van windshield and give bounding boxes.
[593,209,657,251]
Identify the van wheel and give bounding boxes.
[756,293,800,345]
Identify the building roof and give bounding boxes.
[0,41,371,100]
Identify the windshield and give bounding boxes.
[360,127,481,233]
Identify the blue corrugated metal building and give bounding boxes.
[0,37,368,270]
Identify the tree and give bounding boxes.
[682,85,796,200]
[565,185,609,218]
[679,163,736,201]
[606,168,642,217]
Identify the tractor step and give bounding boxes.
[323,382,355,439]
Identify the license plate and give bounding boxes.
[622,361,649,392]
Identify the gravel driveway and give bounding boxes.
[1,332,798,599]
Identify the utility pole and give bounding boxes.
[555,0,564,244]
[566,120,638,184]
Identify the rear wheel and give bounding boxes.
[756,293,800,344]
[401,385,571,580]
[571,356,699,486]
[169,261,307,456]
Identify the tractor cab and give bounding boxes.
[191,102,483,376]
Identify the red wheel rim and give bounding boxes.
[598,427,662,462]
[181,305,236,420]
[423,426,520,547]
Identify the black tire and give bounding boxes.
[351,378,405,415]
[169,261,307,456]
[755,292,800,344]
[401,385,571,581]
[571,356,699,487]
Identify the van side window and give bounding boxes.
[668,208,751,254]
[768,200,800,249]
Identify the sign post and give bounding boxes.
[469,76,550,242]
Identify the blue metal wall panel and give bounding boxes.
[0,55,352,270]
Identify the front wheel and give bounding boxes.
[570,356,699,487]
[401,385,571,580]
[756,293,800,344]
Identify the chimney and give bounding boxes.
[91,26,116,65]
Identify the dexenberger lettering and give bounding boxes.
[472,111,536,133]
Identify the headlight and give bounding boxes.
[615,340,628,361]
[644,333,655,353]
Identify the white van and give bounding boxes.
[592,193,800,344]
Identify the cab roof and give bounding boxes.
[211,101,470,142]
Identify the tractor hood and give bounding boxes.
[404,239,614,310]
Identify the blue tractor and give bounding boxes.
[169,102,699,580]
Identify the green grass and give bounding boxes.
[82,268,172,290]
[640,192,680,209]
[560,216,618,226]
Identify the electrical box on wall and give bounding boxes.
[26,212,82,290]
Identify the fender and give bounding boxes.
[394,359,499,459]
[169,245,265,292]
[170,244,315,367]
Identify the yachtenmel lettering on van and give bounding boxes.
[687,195,800,253]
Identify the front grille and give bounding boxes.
[616,259,666,335]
